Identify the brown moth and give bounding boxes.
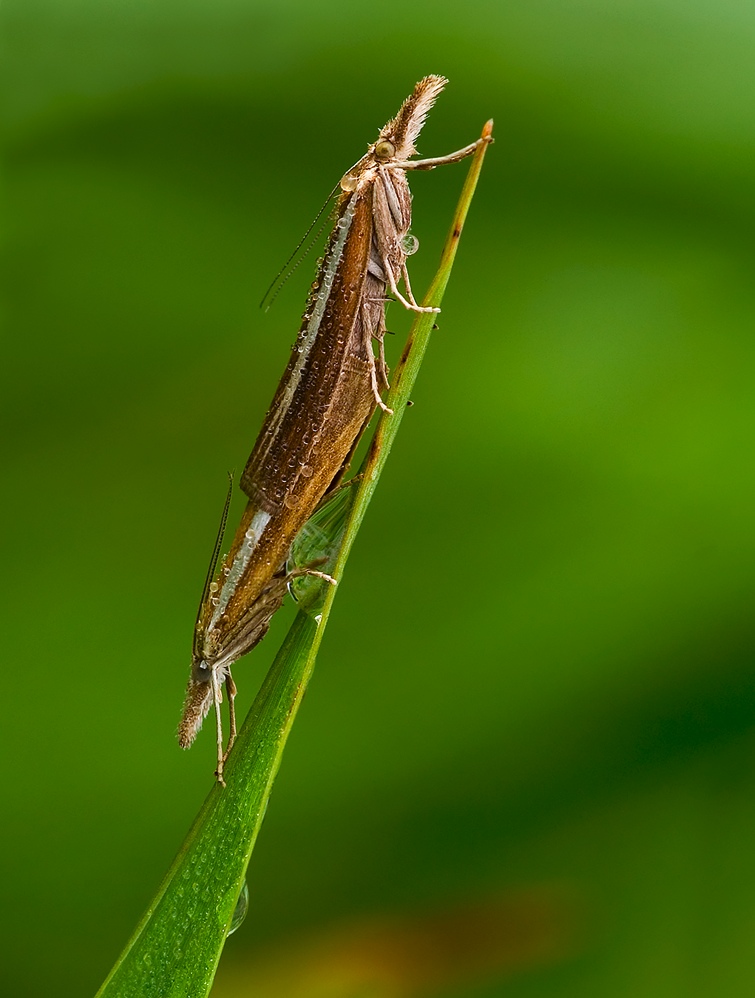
[179,75,487,781]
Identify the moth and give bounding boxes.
[179,75,487,781]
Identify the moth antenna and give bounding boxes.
[259,182,341,311]
[193,473,234,644]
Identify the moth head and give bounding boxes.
[379,75,448,160]
[178,667,214,749]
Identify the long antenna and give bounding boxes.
[259,182,341,311]
[193,473,234,652]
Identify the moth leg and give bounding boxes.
[400,261,427,315]
[383,256,439,315]
[376,328,390,390]
[363,292,391,390]
[370,302,391,390]
[368,354,392,413]
[362,304,393,416]
[287,565,338,587]
[211,669,227,786]
[223,670,238,764]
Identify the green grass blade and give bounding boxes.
[96,612,319,998]
[95,120,492,998]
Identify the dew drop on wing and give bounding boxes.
[227,880,249,936]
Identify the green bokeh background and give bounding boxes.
[5,2,755,996]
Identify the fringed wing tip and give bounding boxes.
[177,678,213,749]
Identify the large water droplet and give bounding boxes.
[227,880,249,936]
[401,233,420,256]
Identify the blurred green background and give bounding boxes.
[5,1,755,996]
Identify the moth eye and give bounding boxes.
[374,139,396,161]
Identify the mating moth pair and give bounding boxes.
[178,76,490,781]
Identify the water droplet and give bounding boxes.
[401,233,420,256]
